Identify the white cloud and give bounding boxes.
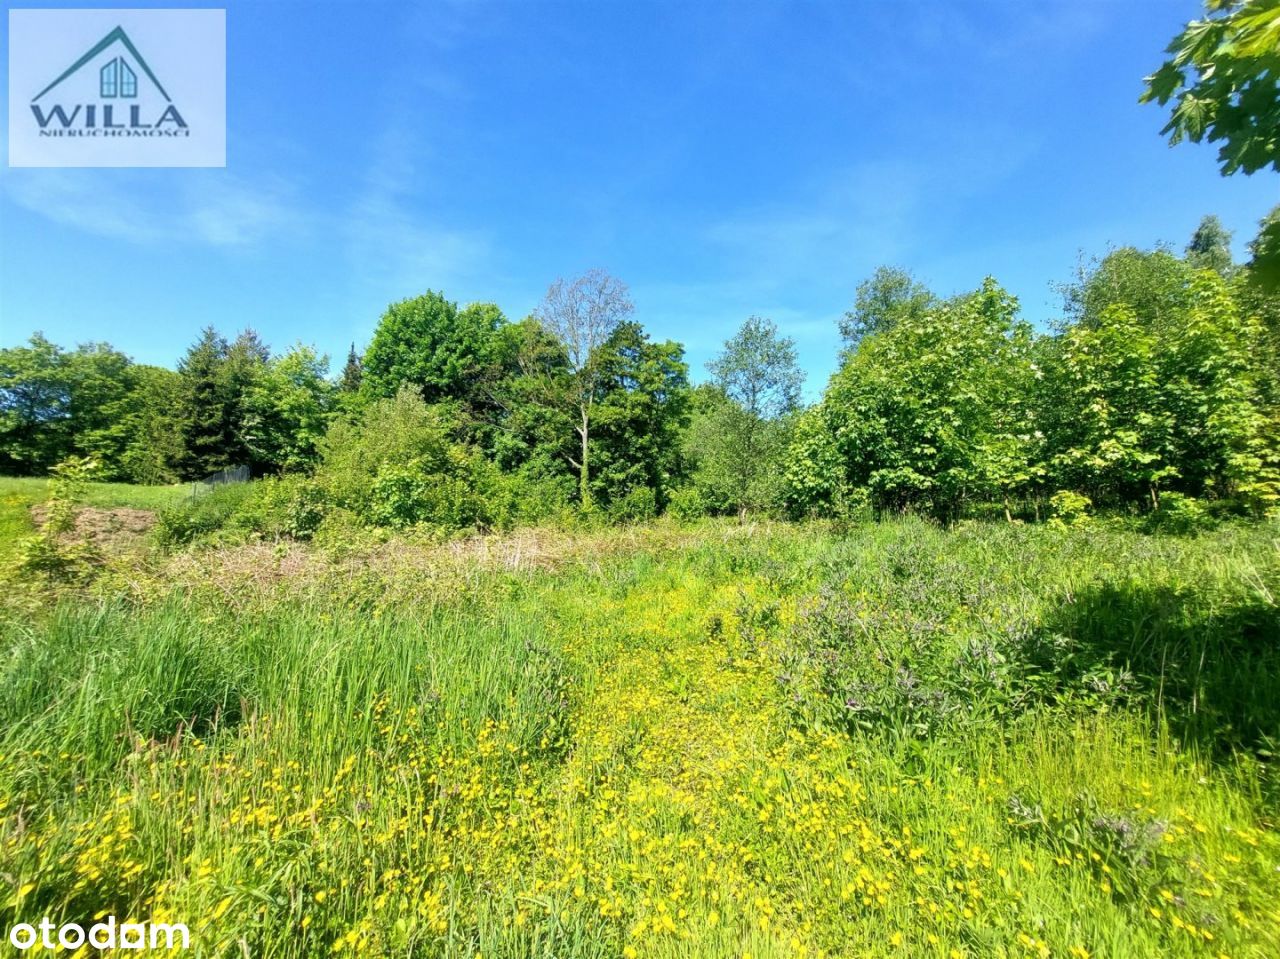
[699,126,1042,297]
[343,190,490,301]
[0,167,302,247]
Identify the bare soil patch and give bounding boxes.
[30,505,157,553]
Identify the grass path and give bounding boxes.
[507,540,1280,958]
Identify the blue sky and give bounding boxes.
[1,0,1277,397]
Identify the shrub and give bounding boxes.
[500,468,578,526]
[316,386,499,533]
[830,484,875,531]
[1048,490,1092,527]
[235,474,328,540]
[608,486,656,524]
[17,457,103,584]
[1145,491,1212,534]
[363,465,432,529]
[154,482,256,547]
[666,486,707,521]
[311,507,388,555]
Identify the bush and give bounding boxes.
[316,387,501,533]
[154,482,256,547]
[500,468,578,526]
[831,485,874,531]
[17,535,100,585]
[666,487,707,521]
[1048,490,1092,527]
[17,457,103,585]
[608,486,656,524]
[235,474,328,540]
[312,507,387,555]
[1145,491,1213,534]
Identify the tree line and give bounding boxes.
[3,209,1277,528]
[788,214,1279,521]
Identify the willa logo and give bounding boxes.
[9,9,226,167]
[30,25,190,137]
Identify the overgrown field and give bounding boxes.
[3,507,1280,957]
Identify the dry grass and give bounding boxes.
[154,520,778,608]
[30,504,157,549]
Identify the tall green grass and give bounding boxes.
[1,517,1277,956]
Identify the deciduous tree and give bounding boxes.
[534,269,634,508]
[839,266,935,351]
[698,317,803,518]
[363,292,506,406]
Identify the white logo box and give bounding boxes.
[8,8,226,167]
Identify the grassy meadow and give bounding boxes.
[2,484,1279,957]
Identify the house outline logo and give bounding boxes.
[8,8,226,168]
[31,26,171,103]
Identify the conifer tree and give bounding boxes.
[340,343,363,393]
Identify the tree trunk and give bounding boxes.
[579,410,591,509]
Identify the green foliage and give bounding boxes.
[1246,203,1280,289]
[606,485,656,524]
[787,276,1039,519]
[1046,270,1277,510]
[780,403,847,518]
[0,336,175,482]
[241,345,335,473]
[1061,247,1194,329]
[173,327,269,479]
[665,485,707,521]
[838,265,936,351]
[1048,489,1093,526]
[43,456,96,535]
[488,317,576,474]
[339,343,363,394]
[784,516,1280,760]
[707,316,803,420]
[1042,303,1171,501]
[498,467,578,525]
[154,483,257,548]
[0,333,70,474]
[5,236,1279,530]
[117,366,184,485]
[588,322,690,511]
[1186,213,1235,276]
[364,460,494,531]
[362,292,506,405]
[691,317,803,519]
[1144,2,1280,284]
[17,456,102,584]
[497,296,689,518]
[1144,491,1214,534]
[235,474,329,540]
[533,269,635,508]
[1143,0,1280,177]
[317,386,503,532]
